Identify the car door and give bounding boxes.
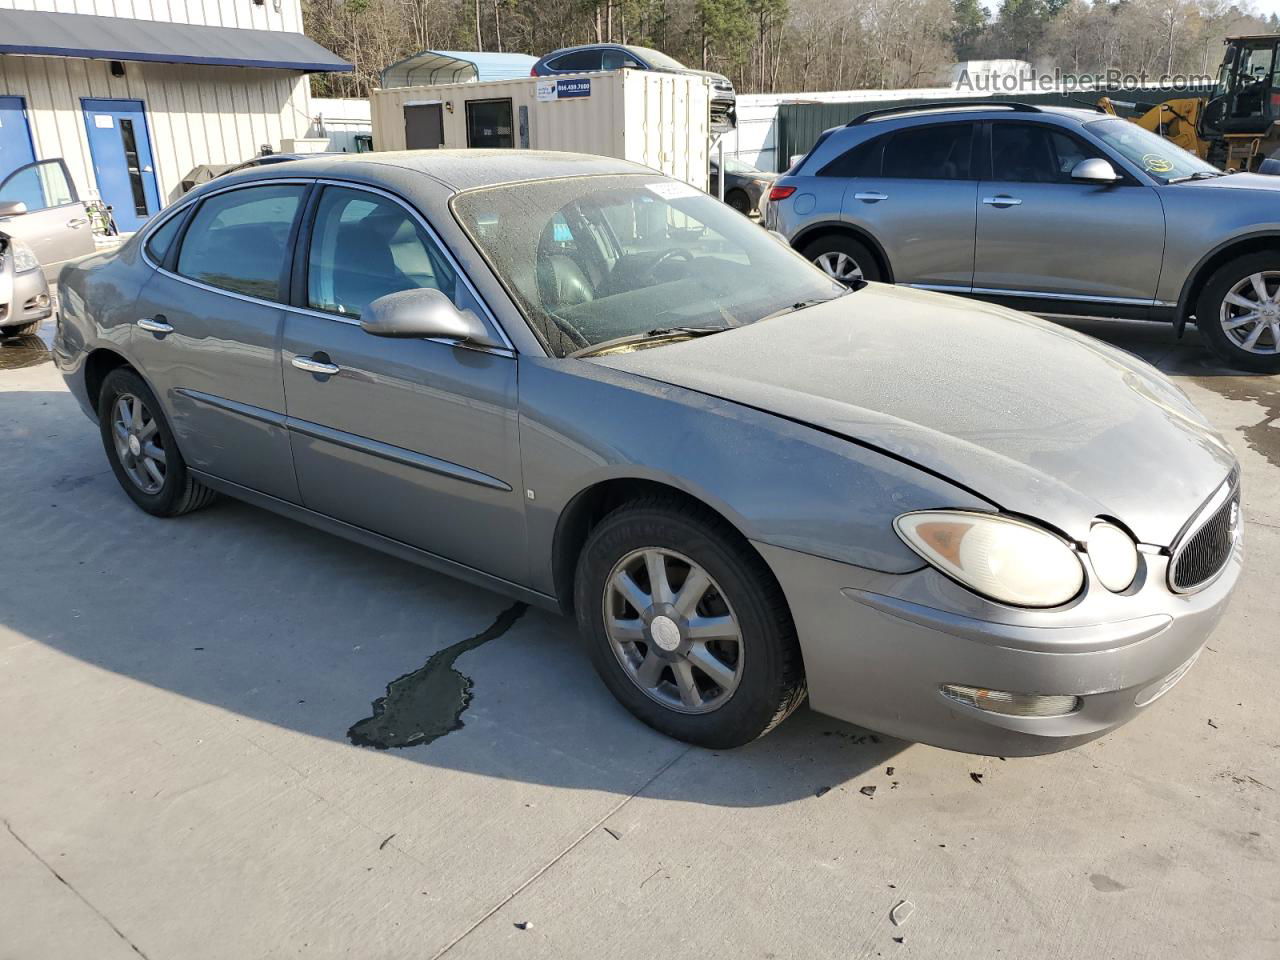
[280,183,525,583]
[836,120,978,291]
[0,159,95,281]
[132,181,307,503]
[973,121,1165,305]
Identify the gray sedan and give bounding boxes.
[53,151,1242,755]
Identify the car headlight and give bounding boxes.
[1087,522,1138,592]
[9,237,40,274]
[894,511,1084,608]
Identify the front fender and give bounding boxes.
[517,356,991,597]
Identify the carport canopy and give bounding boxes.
[0,8,352,73]
[381,50,539,87]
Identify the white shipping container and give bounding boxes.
[370,70,710,187]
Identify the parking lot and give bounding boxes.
[1,316,1277,958]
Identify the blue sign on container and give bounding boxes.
[556,78,592,99]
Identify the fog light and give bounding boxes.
[941,683,1081,718]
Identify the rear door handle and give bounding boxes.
[67,217,90,228]
[982,196,1022,207]
[854,191,888,202]
[292,355,341,376]
[136,316,173,334]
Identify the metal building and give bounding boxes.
[0,0,350,232]
[380,51,539,88]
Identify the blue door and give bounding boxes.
[82,98,160,232]
[0,96,36,184]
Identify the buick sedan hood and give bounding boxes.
[594,285,1235,546]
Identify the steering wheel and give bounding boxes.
[642,248,694,282]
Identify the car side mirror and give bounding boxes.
[1071,158,1121,183]
[0,200,28,218]
[360,288,501,348]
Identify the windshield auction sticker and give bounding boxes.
[1142,154,1174,173]
[646,181,702,200]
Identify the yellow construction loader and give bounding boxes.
[1099,34,1280,172]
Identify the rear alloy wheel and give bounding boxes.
[802,234,881,285]
[575,498,806,748]
[98,368,217,517]
[1197,253,1280,372]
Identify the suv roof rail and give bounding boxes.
[846,100,1043,125]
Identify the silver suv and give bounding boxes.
[765,101,1280,372]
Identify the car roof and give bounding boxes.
[212,149,655,193]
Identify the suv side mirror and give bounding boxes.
[1071,158,1120,183]
[0,200,28,218]
[360,288,501,347]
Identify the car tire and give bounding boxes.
[725,189,751,215]
[802,234,881,284]
[1196,252,1280,372]
[98,367,217,517]
[574,497,806,749]
[0,320,41,338]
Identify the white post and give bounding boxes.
[717,137,725,201]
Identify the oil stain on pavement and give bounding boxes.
[0,334,51,371]
[348,602,528,750]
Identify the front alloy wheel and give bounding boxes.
[604,547,744,714]
[575,498,806,749]
[1218,271,1280,357]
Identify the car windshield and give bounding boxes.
[452,174,845,357]
[625,46,688,71]
[1083,117,1220,182]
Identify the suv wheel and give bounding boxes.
[98,368,217,517]
[802,234,881,285]
[574,498,806,749]
[1196,253,1280,372]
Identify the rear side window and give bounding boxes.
[549,50,602,71]
[176,184,304,301]
[818,138,882,177]
[306,186,465,319]
[881,123,974,179]
[144,213,184,264]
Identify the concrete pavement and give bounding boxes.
[1,319,1276,959]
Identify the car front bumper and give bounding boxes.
[755,537,1241,756]
[1,266,52,330]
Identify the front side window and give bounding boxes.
[307,186,463,319]
[453,175,844,357]
[0,159,76,212]
[991,123,1098,183]
[603,49,644,70]
[881,123,974,179]
[175,184,304,301]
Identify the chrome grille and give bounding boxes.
[1169,474,1240,593]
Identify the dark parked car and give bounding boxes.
[709,157,777,215]
[532,44,735,129]
[767,100,1280,371]
[55,151,1240,755]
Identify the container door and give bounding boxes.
[82,98,161,232]
[404,103,444,149]
[0,96,36,183]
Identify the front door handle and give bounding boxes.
[854,191,888,202]
[292,355,341,376]
[982,196,1023,207]
[137,316,173,334]
[67,217,90,228]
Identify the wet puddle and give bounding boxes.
[1194,373,1280,469]
[0,332,51,371]
[348,602,527,750]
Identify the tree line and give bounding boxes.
[304,0,1279,98]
